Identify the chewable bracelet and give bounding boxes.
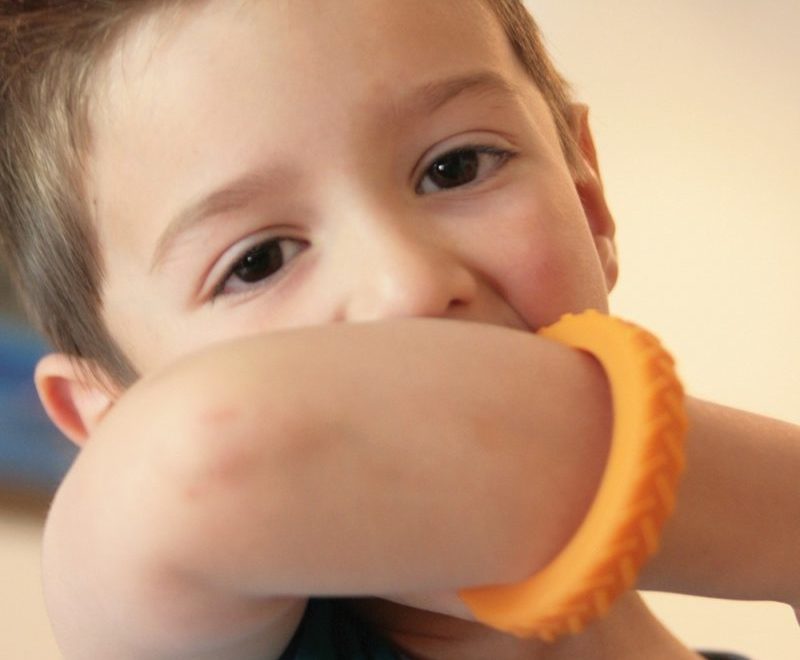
[458,310,688,642]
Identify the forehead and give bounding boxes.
[90,0,533,156]
[88,0,547,259]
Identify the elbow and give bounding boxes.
[41,348,313,654]
[138,354,320,576]
[160,358,316,506]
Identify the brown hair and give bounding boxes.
[0,0,576,387]
[0,2,164,386]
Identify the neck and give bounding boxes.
[352,593,701,660]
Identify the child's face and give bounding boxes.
[89,0,615,376]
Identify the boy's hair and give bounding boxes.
[0,0,576,387]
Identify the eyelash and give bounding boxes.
[213,237,308,299]
[212,143,517,299]
[416,144,516,195]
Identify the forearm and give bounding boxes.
[46,318,618,656]
[156,319,612,596]
[640,398,800,608]
[161,323,800,611]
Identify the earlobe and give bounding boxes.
[35,354,116,447]
[569,103,619,293]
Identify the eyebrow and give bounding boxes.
[395,70,522,119]
[150,170,295,273]
[150,71,521,273]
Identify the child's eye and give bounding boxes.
[214,237,307,297]
[416,146,514,195]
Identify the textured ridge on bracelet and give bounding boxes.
[459,310,688,642]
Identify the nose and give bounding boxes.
[341,223,479,323]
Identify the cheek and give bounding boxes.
[102,264,211,375]
[489,187,609,328]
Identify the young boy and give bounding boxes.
[1,1,798,658]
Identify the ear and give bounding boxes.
[35,353,117,447]
[569,103,619,292]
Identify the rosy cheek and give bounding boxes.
[508,246,573,328]
[497,211,604,327]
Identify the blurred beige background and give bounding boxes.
[2,1,799,658]
[530,0,800,658]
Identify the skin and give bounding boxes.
[33,1,800,658]
[88,0,613,368]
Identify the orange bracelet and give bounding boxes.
[459,311,688,641]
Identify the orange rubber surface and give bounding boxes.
[459,311,688,641]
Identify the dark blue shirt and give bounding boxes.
[279,599,750,660]
[278,599,404,659]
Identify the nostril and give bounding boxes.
[344,259,478,323]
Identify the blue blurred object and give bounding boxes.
[0,318,76,493]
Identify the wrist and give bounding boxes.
[460,311,688,641]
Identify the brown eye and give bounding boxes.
[232,241,286,283]
[417,146,513,195]
[428,149,480,189]
[216,238,307,297]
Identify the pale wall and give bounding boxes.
[0,505,60,658]
[528,1,800,657]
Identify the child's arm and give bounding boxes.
[43,319,614,659]
[43,318,800,659]
[640,398,800,614]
